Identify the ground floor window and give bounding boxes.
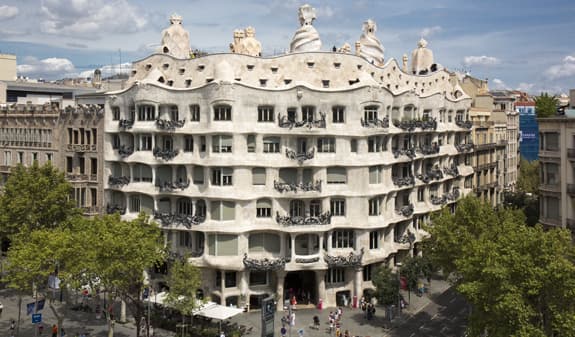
[325,268,345,284]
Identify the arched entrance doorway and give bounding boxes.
[284,271,316,306]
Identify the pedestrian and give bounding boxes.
[52,324,58,337]
[220,331,225,337]
[38,324,44,335]
[344,330,350,337]
[329,316,334,334]
[290,311,296,326]
[0,301,3,317]
[280,325,287,337]
[335,326,341,337]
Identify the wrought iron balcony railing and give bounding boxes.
[455,120,473,129]
[278,113,326,129]
[445,188,460,201]
[275,211,331,226]
[392,118,438,131]
[360,117,389,128]
[153,147,179,161]
[417,144,440,155]
[431,195,447,205]
[395,204,414,217]
[395,230,416,244]
[455,143,474,153]
[106,204,126,215]
[66,173,90,181]
[273,180,321,193]
[285,148,315,163]
[153,210,205,228]
[118,119,134,130]
[156,179,190,192]
[243,254,287,271]
[108,175,130,187]
[155,119,185,131]
[294,257,320,264]
[443,165,459,177]
[67,144,97,152]
[416,168,443,184]
[324,248,364,267]
[117,145,134,158]
[393,147,417,159]
[392,176,415,187]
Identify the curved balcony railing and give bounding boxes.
[117,145,134,158]
[108,175,130,187]
[118,119,134,130]
[67,144,97,152]
[278,113,326,129]
[455,120,473,129]
[443,165,459,177]
[416,168,443,184]
[393,147,417,159]
[285,148,315,163]
[243,254,287,271]
[275,211,331,226]
[417,144,440,155]
[293,256,320,264]
[395,230,416,244]
[324,248,364,267]
[153,210,205,228]
[155,119,185,131]
[455,143,474,153]
[273,180,321,193]
[395,204,414,217]
[156,179,190,192]
[360,117,389,128]
[153,147,179,161]
[393,118,438,131]
[106,204,126,215]
[392,176,415,187]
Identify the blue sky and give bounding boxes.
[1,0,574,94]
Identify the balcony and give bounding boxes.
[455,143,474,153]
[474,143,496,151]
[285,148,315,163]
[392,147,417,159]
[394,231,416,245]
[243,254,287,271]
[540,183,561,193]
[395,204,414,217]
[67,144,97,152]
[81,206,101,215]
[275,211,331,226]
[66,173,91,181]
[360,117,389,128]
[0,165,11,172]
[496,139,508,147]
[417,144,440,156]
[108,175,130,187]
[568,184,575,196]
[567,218,575,231]
[278,113,326,129]
[455,120,473,129]
[324,249,364,267]
[117,145,133,158]
[392,118,438,131]
[273,180,321,193]
[539,216,562,228]
[568,149,575,160]
[153,210,205,228]
[431,195,447,205]
[118,119,134,130]
[156,179,190,192]
[106,204,126,215]
[416,168,443,184]
[476,162,498,171]
[155,119,185,131]
[153,147,179,161]
[392,176,415,187]
[443,165,459,177]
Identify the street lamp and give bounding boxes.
[396,262,402,319]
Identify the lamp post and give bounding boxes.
[396,262,402,319]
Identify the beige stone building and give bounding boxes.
[104,10,474,310]
[491,90,519,191]
[0,54,17,82]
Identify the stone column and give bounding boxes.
[239,270,249,310]
[316,270,326,308]
[120,300,127,322]
[353,267,363,303]
[290,234,296,260]
[327,232,333,253]
[276,270,287,312]
[220,270,226,305]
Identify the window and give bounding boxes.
[210,201,235,221]
[332,106,345,123]
[32,152,38,163]
[289,200,305,217]
[184,136,194,152]
[46,153,52,162]
[225,271,237,288]
[364,105,378,122]
[330,199,345,216]
[190,105,200,121]
[318,137,335,153]
[193,166,204,184]
[3,151,10,166]
[78,157,85,174]
[252,167,266,185]
[17,152,23,164]
[545,163,559,185]
[256,198,272,218]
[141,135,152,151]
[322,80,330,88]
[179,232,191,247]
[368,198,380,216]
[422,109,431,120]
[350,139,357,153]
[258,106,274,122]
[212,135,233,153]
[263,137,280,153]
[249,271,268,286]
[90,188,97,206]
[112,107,120,120]
[302,106,315,122]
[363,264,373,281]
[327,167,347,184]
[368,136,386,152]
[325,268,345,284]
[369,231,379,249]
[309,199,321,217]
[91,158,97,175]
[332,230,354,248]
[130,195,141,212]
[138,105,155,121]
[66,157,73,173]
[544,133,559,151]
[417,187,424,202]
[200,136,206,152]
[465,176,472,189]
[213,104,232,121]
[249,233,280,253]
[247,134,256,153]
[212,167,233,186]
[369,166,382,184]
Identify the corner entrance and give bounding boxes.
[284,271,316,306]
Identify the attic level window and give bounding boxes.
[247,64,255,71]
[197,65,205,71]
[162,63,169,70]
[322,80,330,88]
[234,78,241,82]
[357,65,362,70]
[179,68,185,75]
[259,79,267,87]
[131,70,137,76]
[158,76,165,83]
[206,78,214,83]
[271,67,278,73]
[307,62,315,68]
[145,64,152,71]
[284,79,292,85]
[334,62,341,69]
[167,80,174,86]
[185,79,192,87]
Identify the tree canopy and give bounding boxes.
[372,265,399,306]
[425,196,575,337]
[0,162,79,238]
[535,93,559,118]
[164,255,202,316]
[517,158,539,195]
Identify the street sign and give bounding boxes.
[32,313,42,324]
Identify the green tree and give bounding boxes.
[0,162,79,238]
[164,255,202,335]
[372,265,399,305]
[517,158,539,195]
[426,196,575,337]
[399,255,434,301]
[535,93,559,118]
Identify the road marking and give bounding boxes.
[431,313,439,320]
[410,333,416,337]
[449,297,457,304]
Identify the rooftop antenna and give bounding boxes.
[119,48,122,77]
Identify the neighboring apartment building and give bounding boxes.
[104,10,474,310]
[0,80,105,216]
[538,91,575,231]
[491,90,519,191]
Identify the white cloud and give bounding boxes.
[316,6,336,18]
[79,62,132,79]
[17,57,76,78]
[463,55,500,66]
[544,54,575,80]
[0,5,19,20]
[516,82,535,92]
[491,78,508,90]
[420,26,442,38]
[39,0,147,38]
